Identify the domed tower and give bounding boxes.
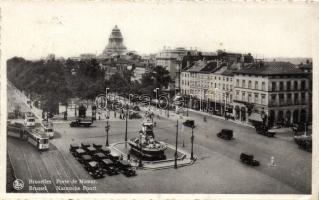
[102,25,127,57]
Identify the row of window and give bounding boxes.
[270,80,307,91]
[236,79,266,91]
[235,91,266,105]
[180,89,233,103]
[182,73,233,82]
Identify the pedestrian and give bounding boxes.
[127,153,131,161]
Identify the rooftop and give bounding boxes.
[234,62,304,75]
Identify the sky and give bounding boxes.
[2,2,317,59]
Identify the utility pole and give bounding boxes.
[174,120,178,169]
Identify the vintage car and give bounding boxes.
[116,160,136,177]
[93,152,108,162]
[84,161,104,179]
[240,153,260,166]
[294,135,312,152]
[73,148,87,160]
[92,143,102,150]
[69,143,80,155]
[217,129,233,140]
[81,142,91,149]
[85,146,98,155]
[80,154,93,164]
[99,146,111,155]
[100,159,119,176]
[109,151,121,162]
[69,118,93,127]
[182,118,195,128]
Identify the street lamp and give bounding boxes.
[138,133,143,167]
[174,120,179,169]
[191,125,195,160]
[155,88,159,110]
[105,120,110,146]
[105,88,109,110]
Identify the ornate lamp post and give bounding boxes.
[191,125,195,160]
[105,120,110,146]
[174,120,179,169]
[138,133,143,167]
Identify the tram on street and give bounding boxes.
[24,112,36,127]
[7,120,49,151]
[41,120,54,138]
[26,127,50,150]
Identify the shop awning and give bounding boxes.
[248,113,263,122]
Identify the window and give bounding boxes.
[262,82,265,91]
[287,81,291,91]
[294,93,299,103]
[222,84,225,90]
[242,91,246,101]
[214,83,217,88]
[255,81,258,90]
[254,93,259,103]
[226,78,229,82]
[279,94,284,101]
[261,94,266,105]
[271,82,276,91]
[279,82,284,90]
[248,92,252,102]
[236,79,239,87]
[242,80,246,88]
[301,80,306,90]
[248,81,252,89]
[236,90,239,99]
[294,81,298,90]
[219,77,221,80]
[301,92,305,100]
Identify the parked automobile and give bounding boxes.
[85,146,98,155]
[84,161,104,179]
[69,143,80,155]
[93,152,108,162]
[92,143,102,150]
[294,135,312,152]
[182,118,195,128]
[80,154,93,164]
[240,153,260,166]
[109,151,121,162]
[74,148,87,160]
[100,159,119,176]
[99,146,111,155]
[81,142,91,149]
[116,160,136,177]
[70,118,92,127]
[217,129,233,140]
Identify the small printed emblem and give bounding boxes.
[13,179,24,190]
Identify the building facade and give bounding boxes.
[233,62,310,126]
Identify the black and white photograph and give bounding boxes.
[1,1,318,199]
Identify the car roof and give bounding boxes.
[76,148,86,153]
[82,155,92,160]
[102,159,113,165]
[95,152,106,157]
[88,161,98,167]
[87,146,97,151]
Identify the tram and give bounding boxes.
[24,112,36,127]
[41,120,54,138]
[7,120,49,151]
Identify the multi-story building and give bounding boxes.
[233,61,310,126]
[156,47,189,89]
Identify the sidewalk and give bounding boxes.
[139,105,254,129]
